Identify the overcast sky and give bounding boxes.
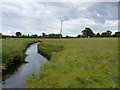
[0,2,118,36]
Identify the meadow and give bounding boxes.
[1,38,118,88]
[27,38,118,88]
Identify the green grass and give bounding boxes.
[2,38,40,70]
[38,42,64,60]
[27,38,118,88]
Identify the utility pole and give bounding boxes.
[60,20,63,38]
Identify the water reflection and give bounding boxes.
[2,43,47,88]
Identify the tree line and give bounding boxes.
[0,27,120,39]
[0,32,62,38]
[77,27,120,38]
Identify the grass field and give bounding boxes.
[1,38,118,88]
[27,38,118,88]
[1,38,40,70]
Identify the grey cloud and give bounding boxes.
[1,2,118,36]
[39,2,118,23]
[87,2,118,23]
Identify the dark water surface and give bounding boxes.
[2,42,47,88]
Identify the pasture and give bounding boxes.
[27,38,118,88]
[1,38,118,88]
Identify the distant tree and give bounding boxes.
[66,35,69,38]
[101,32,109,37]
[31,34,38,38]
[82,27,95,37]
[64,35,73,38]
[49,33,55,38]
[39,35,42,38]
[28,34,29,37]
[44,34,48,38]
[15,32,22,37]
[113,31,120,37]
[106,30,112,36]
[45,33,61,38]
[101,30,112,37]
[96,33,100,36]
[42,32,45,38]
[33,34,38,38]
[77,34,82,38]
[96,33,100,37]
[0,33,2,38]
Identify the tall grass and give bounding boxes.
[27,38,118,88]
[38,42,63,60]
[2,38,40,70]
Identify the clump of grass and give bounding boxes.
[27,38,118,88]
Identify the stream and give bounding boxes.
[2,42,47,88]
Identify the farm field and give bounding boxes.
[27,38,118,88]
[1,38,118,88]
[1,1,119,88]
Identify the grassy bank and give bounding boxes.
[27,38,118,88]
[2,38,40,70]
[38,41,64,60]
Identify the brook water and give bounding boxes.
[2,42,47,88]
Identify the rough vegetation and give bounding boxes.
[2,38,40,70]
[27,38,118,88]
[38,42,63,60]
